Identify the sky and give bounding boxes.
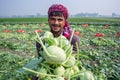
[0,0,120,17]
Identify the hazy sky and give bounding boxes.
[0,0,120,17]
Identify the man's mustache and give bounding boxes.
[52,24,60,27]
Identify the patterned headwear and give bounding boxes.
[48,4,72,39]
[48,4,68,19]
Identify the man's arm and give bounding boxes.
[71,34,80,53]
[36,41,42,58]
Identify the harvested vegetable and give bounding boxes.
[21,30,95,80]
[53,66,65,76]
[64,55,76,67]
[42,45,66,64]
[80,71,95,80]
[36,31,67,64]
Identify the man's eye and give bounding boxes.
[50,18,55,20]
[58,19,63,21]
[50,18,63,22]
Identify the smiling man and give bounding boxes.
[36,4,80,57]
[34,4,80,80]
[48,11,66,37]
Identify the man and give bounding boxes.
[36,4,80,57]
[33,4,80,80]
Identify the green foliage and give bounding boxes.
[0,17,120,26]
[0,23,120,79]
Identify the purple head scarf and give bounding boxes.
[48,4,72,39]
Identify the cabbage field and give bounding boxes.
[0,21,120,80]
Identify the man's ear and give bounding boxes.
[65,19,68,23]
[65,19,69,26]
[48,17,50,22]
[65,19,68,22]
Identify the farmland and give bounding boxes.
[0,18,120,80]
[0,17,120,23]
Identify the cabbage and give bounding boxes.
[80,71,95,80]
[43,31,59,46]
[64,68,74,79]
[36,31,67,64]
[56,35,70,50]
[53,66,65,76]
[64,55,76,67]
[42,45,66,64]
[72,65,80,73]
[43,31,53,38]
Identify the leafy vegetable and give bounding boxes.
[53,66,65,76]
[35,31,66,64]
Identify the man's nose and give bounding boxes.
[54,20,59,24]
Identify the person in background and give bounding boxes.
[36,4,80,58]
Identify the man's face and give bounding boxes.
[48,15,66,33]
